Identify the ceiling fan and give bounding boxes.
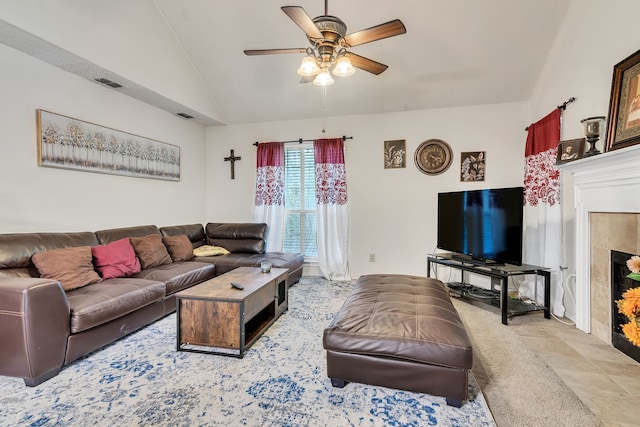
[243,1,406,85]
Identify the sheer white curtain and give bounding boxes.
[314,138,350,281]
[253,142,285,252]
[522,109,565,317]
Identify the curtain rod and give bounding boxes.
[525,97,576,131]
[253,135,352,147]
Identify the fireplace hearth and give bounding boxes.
[611,250,640,363]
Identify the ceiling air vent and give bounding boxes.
[94,77,123,88]
[177,112,194,119]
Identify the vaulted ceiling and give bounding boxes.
[0,1,572,126]
[153,0,571,124]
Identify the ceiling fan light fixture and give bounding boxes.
[313,68,335,86]
[297,55,319,76]
[332,56,355,77]
[245,3,407,84]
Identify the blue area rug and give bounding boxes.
[0,277,495,426]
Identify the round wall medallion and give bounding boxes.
[414,139,453,175]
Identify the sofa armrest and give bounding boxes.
[0,277,70,386]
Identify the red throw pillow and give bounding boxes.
[92,238,141,279]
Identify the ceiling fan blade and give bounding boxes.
[281,6,323,39]
[299,75,315,84]
[345,52,388,75]
[343,19,406,47]
[244,48,307,56]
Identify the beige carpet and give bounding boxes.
[453,298,603,427]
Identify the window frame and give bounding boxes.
[283,142,317,260]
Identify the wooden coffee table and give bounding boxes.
[175,267,288,357]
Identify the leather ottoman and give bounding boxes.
[323,274,473,407]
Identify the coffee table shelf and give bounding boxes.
[175,267,288,357]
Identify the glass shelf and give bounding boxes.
[427,253,551,325]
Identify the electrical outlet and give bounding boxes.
[369,253,376,262]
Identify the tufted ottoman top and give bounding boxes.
[323,274,472,369]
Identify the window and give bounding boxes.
[283,144,317,258]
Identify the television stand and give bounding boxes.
[449,254,503,267]
[427,253,550,325]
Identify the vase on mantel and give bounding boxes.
[581,116,606,157]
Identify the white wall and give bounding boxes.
[206,102,528,278]
[0,0,224,123]
[0,44,207,232]
[528,0,640,320]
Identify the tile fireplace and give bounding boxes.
[589,213,640,344]
[560,144,640,341]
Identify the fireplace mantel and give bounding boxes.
[560,144,640,332]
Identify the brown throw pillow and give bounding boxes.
[163,235,194,262]
[32,246,102,291]
[129,234,172,269]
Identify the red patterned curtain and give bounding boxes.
[314,138,350,280]
[524,109,561,206]
[314,138,348,205]
[522,108,564,316]
[254,142,285,251]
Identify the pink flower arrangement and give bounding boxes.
[628,255,640,281]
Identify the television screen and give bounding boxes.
[437,187,524,265]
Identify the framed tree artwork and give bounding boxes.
[37,109,180,181]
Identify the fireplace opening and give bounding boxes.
[611,250,640,363]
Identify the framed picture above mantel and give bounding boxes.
[556,138,585,165]
[606,49,640,152]
[36,109,180,181]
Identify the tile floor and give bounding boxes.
[509,313,640,427]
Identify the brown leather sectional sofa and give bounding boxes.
[0,222,303,386]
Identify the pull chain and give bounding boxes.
[322,86,328,133]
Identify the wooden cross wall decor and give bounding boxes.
[224,149,241,179]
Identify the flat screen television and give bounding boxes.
[437,186,524,266]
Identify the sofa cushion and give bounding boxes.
[95,225,162,245]
[193,245,230,257]
[66,278,166,333]
[0,231,99,279]
[163,235,194,262]
[130,234,172,269]
[91,238,141,279]
[205,223,266,254]
[133,261,215,295]
[159,224,207,248]
[32,246,102,291]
